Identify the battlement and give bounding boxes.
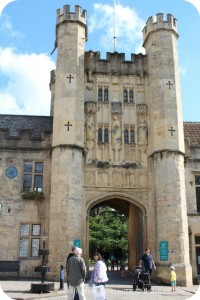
[56,5,87,25]
[143,13,178,46]
[85,51,147,76]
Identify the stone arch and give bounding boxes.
[86,192,147,270]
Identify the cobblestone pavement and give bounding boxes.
[0,270,199,300]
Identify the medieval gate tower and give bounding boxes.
[48,5,87,275]
[143,14,192,284]
[48,5,192,285]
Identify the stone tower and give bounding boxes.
[143,14,192,285]
[48,5,87,277]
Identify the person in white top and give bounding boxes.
[90,252,108,286]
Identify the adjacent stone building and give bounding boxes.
[0,5,199,285]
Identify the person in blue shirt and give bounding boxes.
[139,248,156,276]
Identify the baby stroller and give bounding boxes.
[132,266,151,291]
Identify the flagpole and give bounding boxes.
[113,0,117,52]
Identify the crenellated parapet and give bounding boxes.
[85,51,147,77]
[56,5,87,26]
[142,13,178,46]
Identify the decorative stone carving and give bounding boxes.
[136,104,147,116]
[138,119,148,145]
[85,102,96,115]
[86,114,95,142]
[112,115,121,149]
[111,102,122,114]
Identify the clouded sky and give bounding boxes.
[0,0,199,121]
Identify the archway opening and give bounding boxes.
[87,196,145,271]
[89,205,128,270]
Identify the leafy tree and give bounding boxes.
[89,206,128,259]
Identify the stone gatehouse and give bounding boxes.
[0,5,199,285]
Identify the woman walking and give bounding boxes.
[89,252,108,299]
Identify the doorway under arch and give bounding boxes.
[86,193,147,270]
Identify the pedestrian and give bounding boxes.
[66,247,87,300]
[170,266,176,292]
[67,246,77,263]
[59,265,64,290]
[66,246,77,289]
[139,248,156,276]
[89,252,108,300]
[120,260,126,278]
[114,247,123,271]
[110,257,115,271]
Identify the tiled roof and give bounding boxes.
[184,122,200,147]
[0,115,53,140]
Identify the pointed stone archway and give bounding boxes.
[86,192,147,270]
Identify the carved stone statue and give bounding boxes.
[86,114,95,142]
[138,119,148,145]
[112,115,121,148]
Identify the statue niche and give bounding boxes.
[138,118,148,145]
[85,113,95,163]
[112,115,121,149]
[86,114,95,142]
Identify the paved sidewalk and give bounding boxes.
[0,271,199,300]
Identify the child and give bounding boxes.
[170,266,176,292]
[120,260,126,278]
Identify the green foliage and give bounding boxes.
[21,191,44,201]
[89,206,128,258]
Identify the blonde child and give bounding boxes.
[170,266,176,292]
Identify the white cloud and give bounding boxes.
[88,3,145,55]
[0,47,55,115]
[0,14,22,38]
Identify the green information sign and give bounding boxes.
[159,241,168,261]
[74,239,81,247]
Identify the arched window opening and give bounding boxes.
[124,129,129,143]
[129,89,134,103]
[104,88,109,103]
[123,89,128,103]
[98,88,103,102]
[104,128,109,143]
[98,128,103,142]
[130,129,135,144]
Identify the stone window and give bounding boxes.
[104,127,109,143]
[98,126,109,143]
[98,87,103,102]
[123,89,128,103]
[23,162,43,192]
[123,87,134,103]
[124,127,135,144]
[98,127,103,142]
[195,235,200,275]
[129,89,134,103]
[104,88,109,103]
[98,86,109,102]
[19,224,41,257]
[195,176,200,212]
[124,129,129,143]
[130,129,135,143]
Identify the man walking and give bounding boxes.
[66,247,87,300]
[139,248,156,276]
